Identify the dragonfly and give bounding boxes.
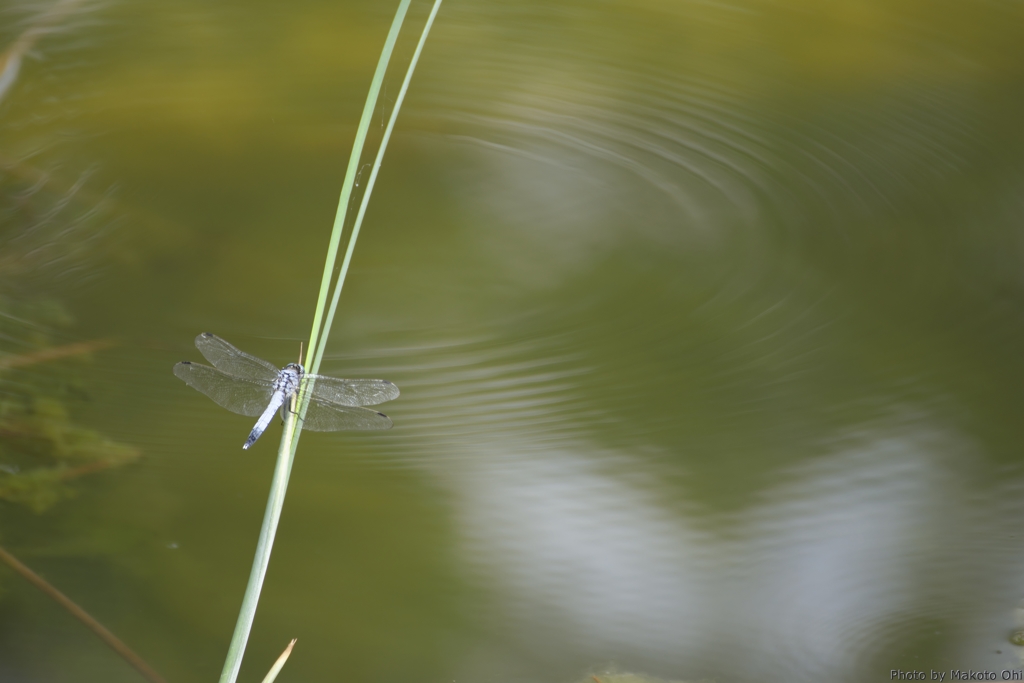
[173,333,399,449]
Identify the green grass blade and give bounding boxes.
[311,0,444,376]
[217,406,300,683]
[216,1,438,680]
[306,0,413,371]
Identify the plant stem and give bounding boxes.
[312,0,444,375]
[0,544,166,683]
[216,2,426,680]
[259,639,297,683]
[306,0,413,373]
[0,337,115,370]
[217,405,300,683]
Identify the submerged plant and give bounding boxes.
[0,392,138,513]
[0,0,91,105]
[0,0,136,516]
[0,295,137,515]
[0,170,136,514]
[0,3,162,680]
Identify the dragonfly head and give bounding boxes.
[283,362,304,376]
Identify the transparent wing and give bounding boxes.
[304,376,400,407]
[194,333,279,381]
[173,361,275,417]
[300,397,393,431]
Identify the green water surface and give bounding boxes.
[1,0,1024,681]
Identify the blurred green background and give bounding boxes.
[2,0,1024,681]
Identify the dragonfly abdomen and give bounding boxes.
[243,391,287,450]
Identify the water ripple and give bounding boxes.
[409,0,1006,300]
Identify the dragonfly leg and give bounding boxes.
[278,401,306,426]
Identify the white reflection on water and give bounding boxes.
[453,447,710,657]
[444,420,1018,681]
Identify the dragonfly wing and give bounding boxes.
[173,361,275,417]
[194,333,279,382]
[304,376,400,407]
[300,397,393,431]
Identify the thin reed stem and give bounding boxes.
[306,0,413,373]
[0,544,166,683]
[216,1,441,681]
[260,639,297,683]
[217,402,299,683]
[312,0,444,375]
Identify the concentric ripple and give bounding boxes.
[408,0,1020,297]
